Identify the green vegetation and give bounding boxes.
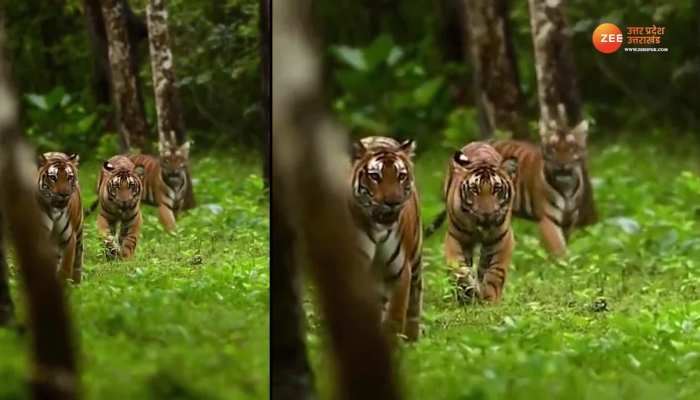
[5,0,261,152]
[0,153,269,399]
[310,133,700,399]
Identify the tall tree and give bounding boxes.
[260,0,271,190]
[84,0,148,133]
[463,0,527,138]
[0,17,79,399]
[273,1,401,399]
[101,0,150,151]
[527,0,597,225]
[146,0,196,209]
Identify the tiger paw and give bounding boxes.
[454,271,479,304]
[103,238,120,260]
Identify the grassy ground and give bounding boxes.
[0,152,269,400]
[311,133,700,399]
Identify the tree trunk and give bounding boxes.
[273,1,401,400]
[0,213,13,326]
[146,0,196,209]
[101,0,150,152]
[84,0,148,134]
[463,0,526,139]
[527,0,597,225]
[260,0,271,190]
[270,203,315,400]
[0,18,79,399]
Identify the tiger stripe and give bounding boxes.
[129,141,190,232]
[491,120,590,256]
[36,152,84,283]
[443,142,517,303]
[350,136,423,341]
[96,155,143,260]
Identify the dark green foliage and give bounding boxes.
[319,1,700,147]
[330,34,462,146]
[5,0,261,154]
[23,86,101,155]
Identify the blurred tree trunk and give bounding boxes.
[0,213,13,326]
[146,0,196,209]
[260,0,271,190]
[463,0,526,139]
[0,19,79,399]
[270,204,315,400]
[84,0,148,134]
[273,1,401,400]
[101,0,150,152]
[528,0,597,225]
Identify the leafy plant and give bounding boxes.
[329,34,458,148]
[23,86,101,155]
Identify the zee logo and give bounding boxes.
[592,23,623,54]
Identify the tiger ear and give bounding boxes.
[452,150,470,168]
[571,119,588,144]
[37,153,48,167]
[134,165,146,180]
[179,141,191,156]
[68,153,79,166]
[103,161,115,172]
[352,140,367,161]
[399,139,416,158]
[501,157,518,179]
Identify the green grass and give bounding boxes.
[311,134,700,399]
[0,151,269,400]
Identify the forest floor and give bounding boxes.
[311,133,700,400]
[0,152,269,399]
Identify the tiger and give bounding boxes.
[491,119,589,257]
[440,142,518,303]
[96,155,143,260]
[36,152,84,283]
[128,140,190,232]
[350,136,423,341]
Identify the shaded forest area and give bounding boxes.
[313,1,700,146]
[5,0,261,157]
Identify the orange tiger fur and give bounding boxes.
[36,152,84,283]
[443,142,517,303]
[129,141,190,232]
[350,136,423,341]
[96,155,143,260]
[492,120,589,257]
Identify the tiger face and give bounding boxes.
[352,137,416,226]
[38,152,79,209]
[158,141,190,186]
[452,148,517,227]
[541,120,588,189]
[103,162,141,211]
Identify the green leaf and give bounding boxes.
[387,46,404,66]
[413,77,443,106]
[25,94,48,110]
[77,114,97,133]
[364,34,394,70]
[330,45,367,71]
[45,86,66,109]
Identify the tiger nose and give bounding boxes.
[382,201,402,213]
[56,192,70,200]
[478,212,499,225]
